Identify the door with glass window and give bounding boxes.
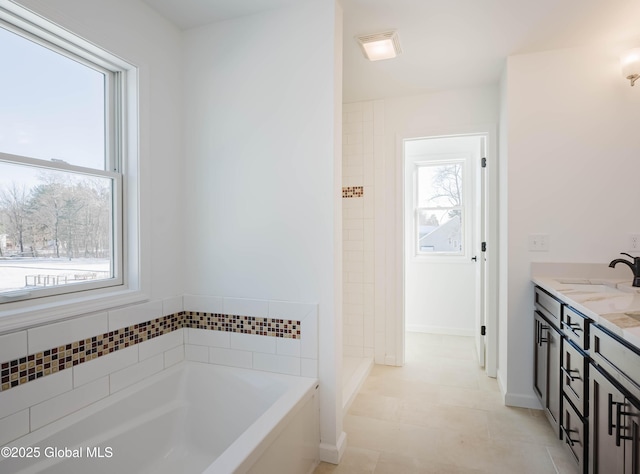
[404,135,486,366]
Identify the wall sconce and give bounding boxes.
[356,30,402,61]
[621,48,640,86]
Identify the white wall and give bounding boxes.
[182,0,344,462]
[501,44,640,407]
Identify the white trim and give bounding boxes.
[405,325,474,337]
[0,289,147,334]
[395,124,499,377]
[504,392,543,409]
[319,430,347,464]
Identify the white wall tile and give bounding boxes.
[267,301,316,321]
[0,370,72,419]
[0,410,29,446]
[184,344,208,363]
[162,296,183,315]
[108,300,163,331]
[253,353,300,376]
[362,101,374,121]
[183,294,223,314]
[0,331,27,363]
[223,297,268,318]
[343,122,363,135]
[276,338,301,357]
[209,347,252,369]
[301,358,318,379]
[344,345,364,357]
[138,329,183,361]
[109,354,163,394]
[164,345,184,368]
[185,328,230,348]
[343,102,362,113]
[28,313,108,355]
[230,333,275,354]
[30,377,108,431]
[73,346,138,388]
[300,311,318,360]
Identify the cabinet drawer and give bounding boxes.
[562,306,588,350]
[563,340,587,416]
[562,395,586,473]
[535,287,561,326]
[590,324,640,402]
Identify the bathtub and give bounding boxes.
[0,362,320,474]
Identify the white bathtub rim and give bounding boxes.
[204,375,318,474]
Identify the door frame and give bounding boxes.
[393,124,498,377]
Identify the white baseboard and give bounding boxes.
[405,325,474,337]
[496,370,542,409]
[504,392,543,409]
[319,431,347,464]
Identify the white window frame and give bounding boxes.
[0,3,144,331]
[408,152,473,263]
[413,158,466,257]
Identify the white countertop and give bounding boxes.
[533,275,640,350]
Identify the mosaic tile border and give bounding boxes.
[342,186,364,198]
[0,312,301,393]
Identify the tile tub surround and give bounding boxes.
[342,186,364,198]
[1,311,303,393]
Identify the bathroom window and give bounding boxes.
[0,8,137,306]
[414,161,465,255]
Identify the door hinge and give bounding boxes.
[481,325,486,336]
[481,242,487,252]
[481,157,487,168]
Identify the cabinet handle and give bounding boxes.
[561,366,581,382]
[616,402,637,446]
[562,320,582,334]
[561,425,578,447]
[539,324,549,345]
[609,394,615,436]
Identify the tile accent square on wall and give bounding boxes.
[342,186,364,198]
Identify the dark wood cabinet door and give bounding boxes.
[534,312,548,402]
[590,366,625,473]
[625,399,640,474]
[547,323,561,429]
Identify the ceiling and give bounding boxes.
[143,0,640,102]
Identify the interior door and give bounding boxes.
[404,135,485,364]
[474,137,487,367]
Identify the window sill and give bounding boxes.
[0,288,149,334]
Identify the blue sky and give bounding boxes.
[0,25,105,188]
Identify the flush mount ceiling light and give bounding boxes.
[356,30,402,61]
[621,48,640,86]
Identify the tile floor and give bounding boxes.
[315,332,579,474]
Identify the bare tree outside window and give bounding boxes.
[416,162,464,253]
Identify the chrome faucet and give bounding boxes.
[609,253,640,287]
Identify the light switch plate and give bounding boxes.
[529,234,549,252]
[630,234,640,252]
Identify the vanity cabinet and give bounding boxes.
[589,324,640,474]
[533,284,640,473]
